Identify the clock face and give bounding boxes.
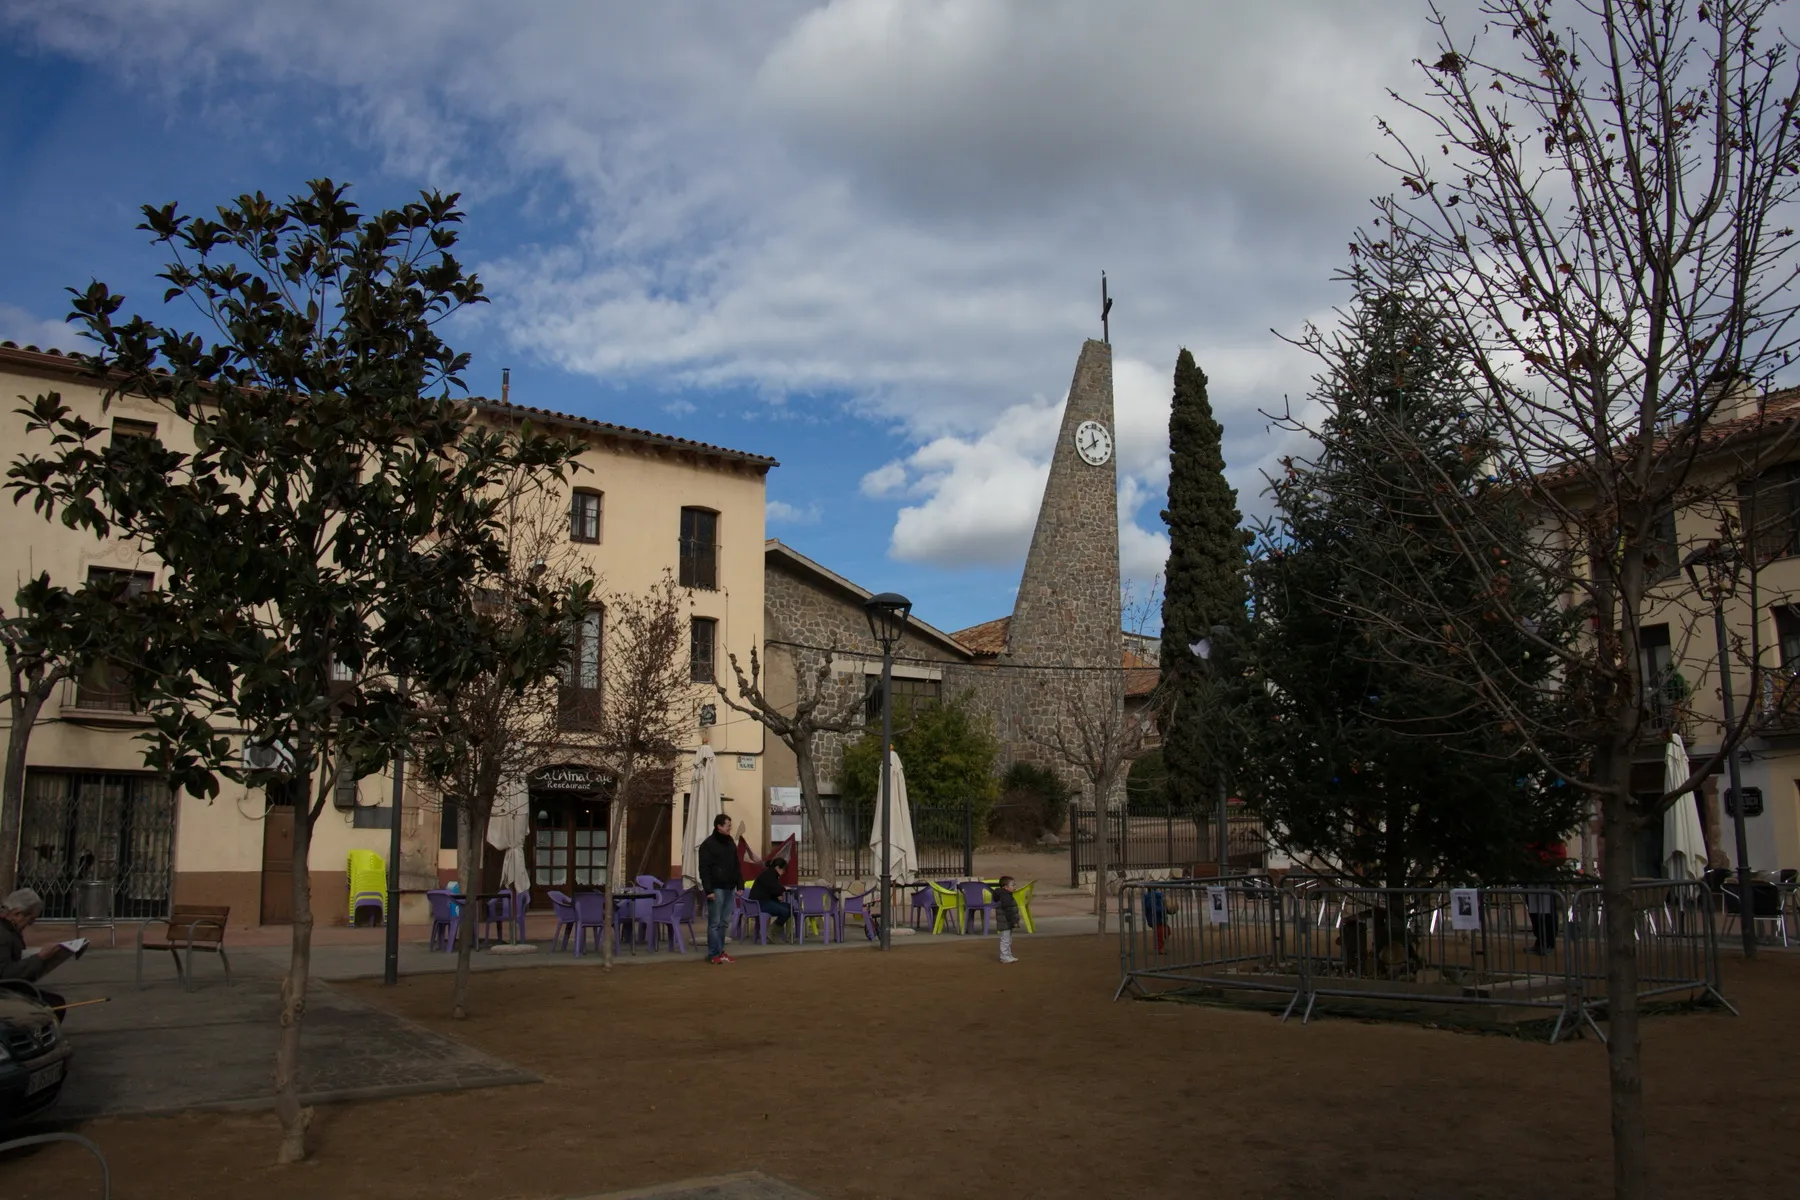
[1074,419,1113,466]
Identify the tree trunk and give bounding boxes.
[272,771,317,1165]
[1599,791,1648,1200]
[0,681,53,897]
[602,766,633,970]
[794,743,839,889]
[452,799,479,1020]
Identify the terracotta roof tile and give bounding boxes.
[472,399,778,469]
[951,614,1163,694]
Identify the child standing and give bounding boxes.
[993,876,1022,963]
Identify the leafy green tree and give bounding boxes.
[842,693,999,850]
[6,181,580,1164]
[1158,350,1250,811]
[1242,265,1585,891]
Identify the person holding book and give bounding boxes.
[1,888,83,987]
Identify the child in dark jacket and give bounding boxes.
[993,876,1022,963]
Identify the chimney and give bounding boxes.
[1702,372,1759,421]
[501,367,511,405]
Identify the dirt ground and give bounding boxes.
[6,935,1797,1200]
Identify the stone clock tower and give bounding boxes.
[1004,338,1122,672]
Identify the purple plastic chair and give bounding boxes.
[427,889,479,952]
[351,890,385,927]
[792,885,838,945]
[547,890,576,951]
[908,884,938,930]
[646,891,689,953]
[635,874,664,891]
[483,889,519,943]
[958,880,997,935]
[571,892,611,956]
[675,885,702,945]
[735,890,775,945]
[615,893,653,953]
[837,888,878,942]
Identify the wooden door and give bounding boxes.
[261,806,295,924]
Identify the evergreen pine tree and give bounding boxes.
[1241,264,1585,888]
[1158,349,1249,813]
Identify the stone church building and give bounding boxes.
[759,339,1155,823]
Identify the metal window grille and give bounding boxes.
[16,770,174,920]
[678,507,719,590]
[690,617,717,683]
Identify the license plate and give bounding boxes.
[25,1061,64,1096]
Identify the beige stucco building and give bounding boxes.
[0,343,773,927]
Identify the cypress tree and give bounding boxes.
[1157,349,1249,813]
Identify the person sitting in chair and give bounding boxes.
[750,857,794,934]
[1,888,76,1014]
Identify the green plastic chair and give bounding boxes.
[927,881,964,933]
[982,878,1036,934]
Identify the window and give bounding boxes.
[1640,623,1679,729]
[690,617,717,683]
[1739,463,1800,563]
[474,586,506,614]
[1778,605,1800,669]
[75,568,153,710]
[1646,506,1678,583]
[570,490,602,543]
[559,607,603,731]
[110,418,157,445]
[679,507,719,590]
[864,674,942,725]
[352,805,394,829]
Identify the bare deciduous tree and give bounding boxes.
[415,484,594,1018]
[715,644,864,885]
[1357,4,1800,1194]
[591,571,691,968]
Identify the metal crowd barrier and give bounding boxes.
[1118,878,1729,1043]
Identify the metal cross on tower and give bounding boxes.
[1101,272,1113,345]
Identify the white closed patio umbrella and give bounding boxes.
[682,745,723,881]
[487,775,533,893]
[868,749,919,884]
[1662,733,1708,880]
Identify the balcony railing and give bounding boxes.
[1755,667,1800,734]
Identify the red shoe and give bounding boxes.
[717,953,737,964]
[707,954,721,964]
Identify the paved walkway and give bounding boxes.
[25,944,535,1124]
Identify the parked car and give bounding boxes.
[0,984,72,1124]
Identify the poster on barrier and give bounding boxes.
[1207,887,1229,925]
[1450,888,1481,931]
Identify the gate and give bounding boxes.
[16,770,175,920]
[1070,801,1265,885]
[799,794,974,880]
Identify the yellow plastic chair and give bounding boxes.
[347,849,387,922]
[983,878,1036,934]
[1013,880,1037,934]
[927,881,964,934]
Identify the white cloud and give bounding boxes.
[858,461,908,498]
[4,0,1444,573]
[0,305,79,353]
[766,498,822,525]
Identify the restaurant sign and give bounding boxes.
[531,764,614,793]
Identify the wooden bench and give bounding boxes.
[136,905,233,992]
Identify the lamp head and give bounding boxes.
[863,592,913,654]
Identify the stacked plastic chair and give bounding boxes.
[347,849,387,925]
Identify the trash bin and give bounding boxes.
[74,880,113,923]
[74,880,118,946]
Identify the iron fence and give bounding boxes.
[1071,803,1265,886]
[1118,878,1728,1042]
[799,796,974,881]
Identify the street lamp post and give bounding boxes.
[864,591,912,951]
[1683,547,1758,960]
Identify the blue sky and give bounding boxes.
[0,2,1438,634]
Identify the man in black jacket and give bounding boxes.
[697,814,743,964]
